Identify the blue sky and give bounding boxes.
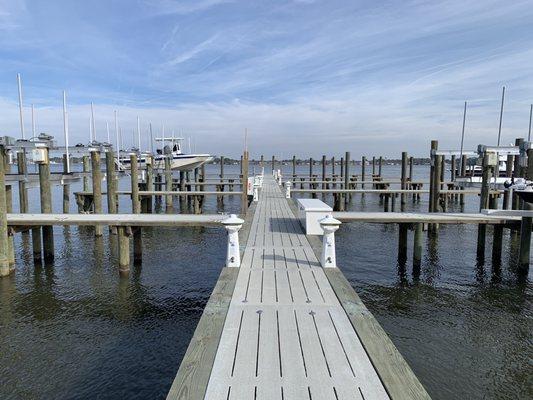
[0,0,532,158]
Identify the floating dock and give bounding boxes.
[167,175,430,399]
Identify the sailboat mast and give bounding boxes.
[497,86,505,146]
[149,123,154,154]
[91,102,96,142]
[459,101,467,159]
[31,104,36,137]
[17,73,25,139]
[137,116,141,153]
[114,110,119,153]
[527,104,533,142]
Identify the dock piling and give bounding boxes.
[0,146,10,276]
[38,147,54,263]
[91,150,103,236]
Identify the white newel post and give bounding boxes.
[277,169,282,185]
[253,182,259,202]
[319,215,341,268]
[285,181,292,198]
[222,214,244,267]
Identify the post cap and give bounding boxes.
[319,214,341,227]
[222,214,244,226]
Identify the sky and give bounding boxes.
[0,0,533,159]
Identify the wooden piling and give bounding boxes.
[400,152,408,211]
[271,155,275,174]
[518,148,533,270]
[513,138,524,210]
[0,146,10,276]
[309,157,313,187]
[503,154,513,209]
[91,151,103,236]
[378,156,383,177]
[322,155,326,190]
[179,171,186,209]
[429,140,438,212]
[62,154,70,213]
[130,154,140,214]
[165,156,173,211]
[82,155,90,192]
[361,156,366,189]
[3,155,14,268]
[476,153,492,261]
[344,152,350,208]
[146,155,153,213]
[105,150,117,234]
[433,155,442,212]
[292,155,296,178]
[16,152,28,214]
[39,148,54,263]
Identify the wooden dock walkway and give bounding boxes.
[167,175,429,400]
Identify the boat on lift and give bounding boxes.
[504,177,533,203]
[117,137,211,171]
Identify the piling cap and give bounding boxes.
[319,214,341,227]
[222,214,244,226]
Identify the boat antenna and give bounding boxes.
[63,90,70,173]
[31,104,36,137]
[497,86,505,146]
[106,121,110,144]
[91,102,96,142]
[17,73,25,139]
[244,128,248,152]
[527,104,533,142]
[114,110,119,153]
[137,116,141,153]
[459,101,467,160]
[89,115,92,143]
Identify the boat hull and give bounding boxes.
[118,154,211,171]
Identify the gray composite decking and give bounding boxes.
[167,174,431,400]
[203,176,389,400]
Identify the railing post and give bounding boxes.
[319,215,341,268]
[222,214,244,267]
[285,181,292,198]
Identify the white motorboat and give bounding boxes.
[504,177,533,203]
[117,137,211,171]
[455,154,513,188]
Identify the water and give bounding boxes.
[0,163,531,399]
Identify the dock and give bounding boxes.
[167,175,429,399]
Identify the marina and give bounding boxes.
[1,2,533,399]
[0,136,531,399]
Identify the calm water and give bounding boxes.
[0,163,531,399]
